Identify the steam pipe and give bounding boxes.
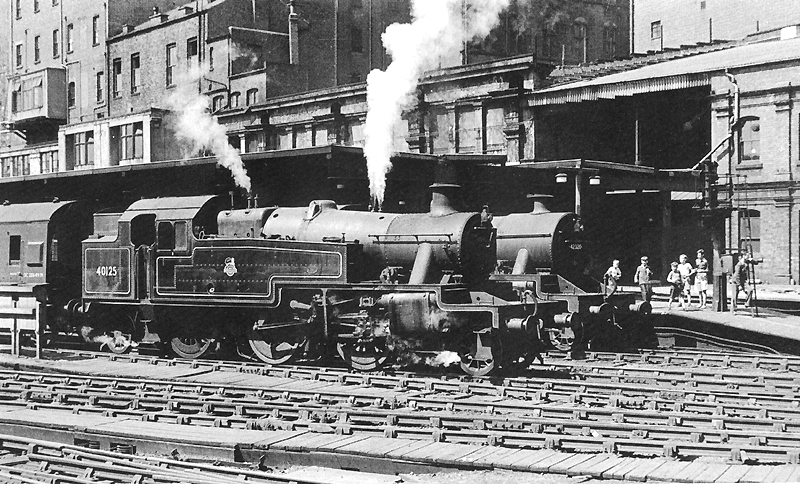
[408,243,433,284]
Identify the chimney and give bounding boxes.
[150,6,168,23]
[527,194,553,214]
[288,0,299,65]
[121,24,134,34]
[180,6,194,15]
[428,183,460,217]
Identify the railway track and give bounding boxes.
[0,433,349,484]
[1,346,799,465]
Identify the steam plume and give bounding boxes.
[364,0,510,207]
[166,64,252,193]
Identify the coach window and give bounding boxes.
[174,221,188,251]
[157,221,175,250]
[27,242,44,266]
[9,235,21,265]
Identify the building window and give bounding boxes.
[15,43,23,68]
[34,0,40,13]
[739,209,760,256]
[66,24,74,53]
[15,0,20,19]
[246,88,258,105]
[229,92,240,108]
[166,43,177,86]
[52,29,59,57]
[67,82,76,107]
[3,155,30,177]
[73,131,95,167]
[212,95,225,112]
[351,26,363,53]
[9,80,42,112]
[113,122,144,161]
[209,47,214,70]
[740,118,760,161]
[603,25,616,58]
[96,71,104,103]
[40,151,58,174]
[650,21,662,40]
[92,15,100,46]
[131,53,140,94]
[187,37,198,68]
[34,36,41,63]
[572,23,586,60]
[112,58,122,98]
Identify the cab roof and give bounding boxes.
[118,195,219,222]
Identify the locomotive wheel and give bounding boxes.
[248,326,306,365]
[547,327,576,352]
[104,330,134,354]
[337,337,389,371]
[459,330,501,377]
[170,337,214,359]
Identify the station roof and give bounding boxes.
[531,36,800,105]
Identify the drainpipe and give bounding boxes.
[288,0,299,65]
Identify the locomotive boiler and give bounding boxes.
[492,194,652,352]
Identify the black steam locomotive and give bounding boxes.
[1,186,649,376]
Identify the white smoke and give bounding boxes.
[166,64,252,193]
[364,0,511,207]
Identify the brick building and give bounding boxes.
[633,0,800,53]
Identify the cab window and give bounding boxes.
[174,221,188,251]
[157,221,174,250]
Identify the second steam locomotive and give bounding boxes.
[4,184,650,376]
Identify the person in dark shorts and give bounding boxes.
[634,256,653,302]
[667,261,682,310]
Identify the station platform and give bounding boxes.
[619,284,800,354]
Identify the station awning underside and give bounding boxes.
[531,36,800,105]
[510,159,702,193]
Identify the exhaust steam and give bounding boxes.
[166,64,252,193]
[364,0,510,208]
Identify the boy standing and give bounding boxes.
[667,262,682,310]
[634,256,653,302]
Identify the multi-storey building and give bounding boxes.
[633,0,800,53]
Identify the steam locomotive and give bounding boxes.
[1,186,649,376]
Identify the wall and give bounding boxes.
[712,45,800,284]
[633,0,800,53]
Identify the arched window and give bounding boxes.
[229,92,240,108]
[739,209,760,256]
[212,95,225,112]
[739,118,760,161]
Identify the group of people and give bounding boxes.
[603,250,711,309]
[604,250,754,312]
[665,251,709,310]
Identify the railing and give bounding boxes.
[0,286,45,358]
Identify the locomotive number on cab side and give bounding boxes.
[95,265,118,277]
